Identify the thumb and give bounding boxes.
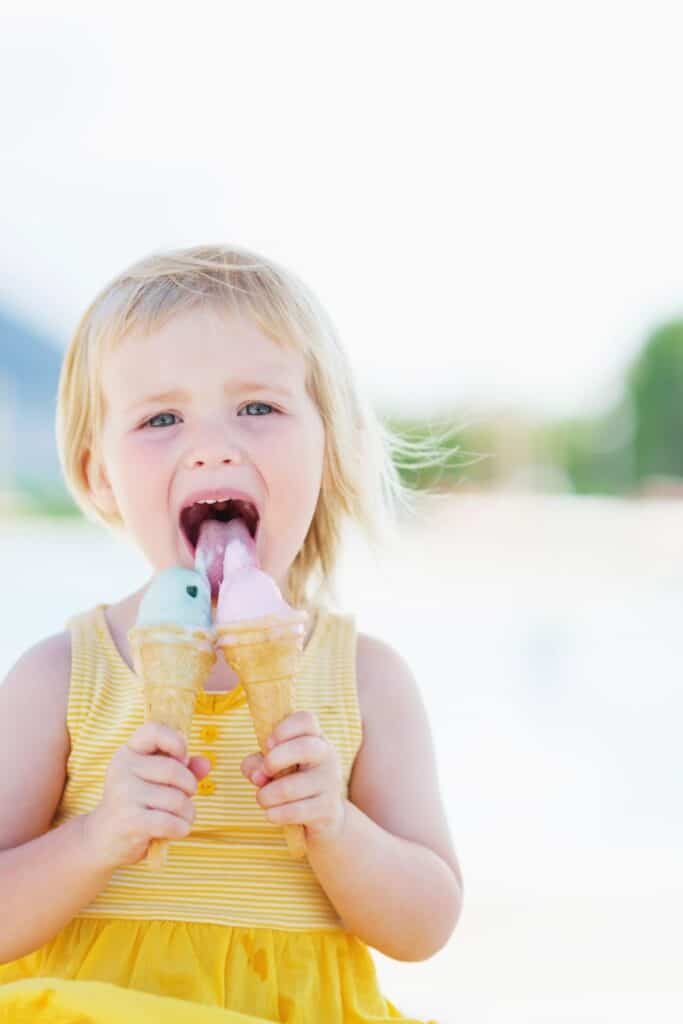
[188,755,212,779]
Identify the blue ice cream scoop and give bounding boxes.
[136,567,213,629]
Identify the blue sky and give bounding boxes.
[2,1,683,421]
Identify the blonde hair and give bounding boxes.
[56,244,462,609]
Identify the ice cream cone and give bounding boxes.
[128,623,216,868]
[215,611,308,860]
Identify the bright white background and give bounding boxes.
[3,2,683,418]
[2,3,683,1021]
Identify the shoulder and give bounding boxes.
[0,631,72,849]
[350,629,462,883]
[355,630,419,723]
[3,629,72,689]
[1,631,72,749]
[353,630,430,753]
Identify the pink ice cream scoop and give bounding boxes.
[211,516,308,862]
[214,519,298,623]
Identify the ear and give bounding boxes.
[83,448,118,517]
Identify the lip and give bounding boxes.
[177,486,261,558]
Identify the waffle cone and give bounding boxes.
[128,623,216,867]
[215,612,308,859]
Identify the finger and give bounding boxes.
[139,781,196,825]
[256,769,317,808]
[127,722,188,763]
[241,753,268,781]
[265,797,345,840]
[262,794,326,825]
[266,710,322,751]
[146,809,193,840]
[132,751,198,797]
[144,783,196,826]
[240,753,262,775]
[250,768,270,787]
[189,755,212,780]
[263,735,328,777]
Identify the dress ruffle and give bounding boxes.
[0,917,435,1023]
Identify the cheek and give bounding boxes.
[107,436,170,515]
[262,418,323,497]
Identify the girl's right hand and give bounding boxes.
[82,722,211,870]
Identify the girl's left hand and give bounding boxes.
[240,710,345,843]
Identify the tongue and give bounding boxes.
[194,518,258,601]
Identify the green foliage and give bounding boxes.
[550,318,683,495]
[545,402,636,496]
[625,320,683,480]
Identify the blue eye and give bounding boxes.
[239,402,275,416]
[143,403,276,429]
[146,412,179,428]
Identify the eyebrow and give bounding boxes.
[126,379,294,412]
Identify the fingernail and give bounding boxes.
[266,736,275,749]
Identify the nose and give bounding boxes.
[183,420,246,469]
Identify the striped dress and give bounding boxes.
[0,603,432,1023]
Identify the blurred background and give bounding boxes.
[2,2,683,1022]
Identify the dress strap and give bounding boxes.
[295,609,363,785]
[63,607,102,752]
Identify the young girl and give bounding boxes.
[0,245,463,1022]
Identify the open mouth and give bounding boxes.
[180,499,260,556]
[180,498,260,603]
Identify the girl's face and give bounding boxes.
[89,304,325,595]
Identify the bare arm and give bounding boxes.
[0,633,116,963]
[0,816,117,964]
[303,634,463,961]
[0,633,210,965]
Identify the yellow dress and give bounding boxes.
[0,604,437,1023]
